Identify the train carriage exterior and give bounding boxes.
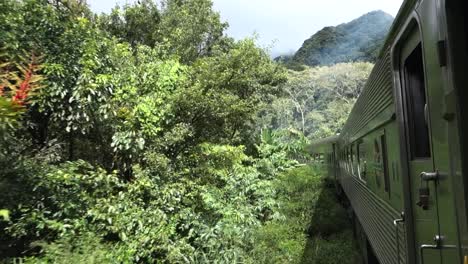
[308,0,468,263]
[307,136,339,179]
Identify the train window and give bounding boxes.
[344,150,347,170]
[345,148,348,171]
[373,139,382,189]
[381,134,390,193]
[404,43,431,159]
[343,149,346,170]
[350,144,355,175]
[339,151,342,168]
[343,150,346,169]
[357,141,367,182]
[341,151,345,169]
[353,144,358,176]
[347,147,351,173]
[374,139,381,163]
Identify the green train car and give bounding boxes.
[308,0,468,263]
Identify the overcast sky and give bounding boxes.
[88,0,404,57]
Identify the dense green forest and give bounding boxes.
[0,0,372,263]
[278,11,393,68]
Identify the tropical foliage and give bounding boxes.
[0,0,366,263]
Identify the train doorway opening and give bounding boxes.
[366,240,379,264]
[403,43,431,160]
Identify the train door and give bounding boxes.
[396,26,441,264]
[395,14,462,264]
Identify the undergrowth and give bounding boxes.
[250,165,362,264]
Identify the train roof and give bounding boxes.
[306,135,339,154]
[378,0,416,59]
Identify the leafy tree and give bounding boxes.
[159,0,229,63]
[282,70,321,134]
[141,38,287,164]
[98,0,161,48]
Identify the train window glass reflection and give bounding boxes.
[404,43,431,159]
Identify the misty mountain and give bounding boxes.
[290,10,394,67]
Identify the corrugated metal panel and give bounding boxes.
[341,173,407,264]
[341,49,394,141]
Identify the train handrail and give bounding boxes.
[419,235,457,264]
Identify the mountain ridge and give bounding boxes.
[280,10,394,67]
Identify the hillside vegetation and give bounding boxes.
[289,11,393,67]
[0,0,368,263]
[259,62,374,140]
